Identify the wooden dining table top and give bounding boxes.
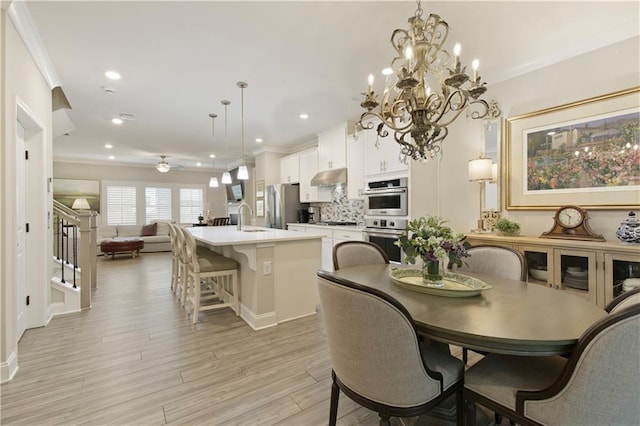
[320,264,607,356]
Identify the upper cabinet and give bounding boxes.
[346,132,364,200]
[280,153,300,184]
[362,124,408,176]
[317,122,348,171]
[299,148,331,202]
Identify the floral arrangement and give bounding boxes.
[395,216,470,267]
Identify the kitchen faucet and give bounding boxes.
[237,201,254,231]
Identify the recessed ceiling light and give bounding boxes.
[104,143,113,149]
[299,113,309,119]
[196,162,202,167]
[111,118,123,125]
[108,155,115,160]
[255,138,263,143]
[209,154,216,158]
[105,70,121,80]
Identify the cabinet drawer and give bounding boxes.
[306,227,333,239]
[333,230,364,241]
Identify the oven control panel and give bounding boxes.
[365,218,407,231]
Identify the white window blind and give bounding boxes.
[106,185,137,225]
[180,188,204,224]
[145,187,172,223]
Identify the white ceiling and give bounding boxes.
[25,1,639,172]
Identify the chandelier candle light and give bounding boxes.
[359,1,489,161]
[208,113,219,188]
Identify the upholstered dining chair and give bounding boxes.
[181,227,239,323]
[463,304,640,426]
[605,286,640,314]
[317,271,464,426]
[332,240,389,271]
[448,244,527,366]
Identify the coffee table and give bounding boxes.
[100,238,144,260]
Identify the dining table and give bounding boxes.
[319,264,607,356]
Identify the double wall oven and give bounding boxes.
[363,178,408,264]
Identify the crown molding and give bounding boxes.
[7,0,60,89]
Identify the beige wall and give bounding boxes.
[53,161,229,221]
[412,36,640,240]
[1,6,53,381]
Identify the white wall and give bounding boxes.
[1,6,53,382]
[412,36,640,240]
[53,161,229,222]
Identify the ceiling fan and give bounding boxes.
[156,155,171,173]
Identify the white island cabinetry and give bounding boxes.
[287,223,364,272]
[188,226,321,329]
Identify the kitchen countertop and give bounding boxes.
[187,225,323,245]
[286,223,365,232]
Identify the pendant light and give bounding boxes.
[236,81,249,180]
[221,100,232,184]
[208,113,219,188]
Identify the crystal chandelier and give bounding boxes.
[359,1,489,161]
[208,113,219,188]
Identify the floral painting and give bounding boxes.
[526,110,639,192]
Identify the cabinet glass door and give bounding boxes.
[605,254,640,305]
[555,249,596,303]
[520,246,552,287]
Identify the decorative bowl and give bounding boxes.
[529,268,548,281]
[566,270,588,277]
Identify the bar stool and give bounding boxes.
[167,222,182,295]
[181,228,240,323]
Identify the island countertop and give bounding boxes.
[187,225,323,246]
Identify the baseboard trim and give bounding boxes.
[239,303,277,330]
[0,351,19,384]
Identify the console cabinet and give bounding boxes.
[464,233,640,308]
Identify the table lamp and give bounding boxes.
[71,198,91,210]
[468,156,494,232]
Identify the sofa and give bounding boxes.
[97,220,173,255]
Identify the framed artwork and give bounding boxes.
[53,178,101,213]
[505,87,640,210]
[255,180,265,198]
[256,199,264,217]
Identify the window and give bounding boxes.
[145,187,172,223]
[180,188,204,223]
[106,185,136,225]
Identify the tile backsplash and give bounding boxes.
[312,184,364,224]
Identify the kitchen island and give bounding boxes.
[187,226,322,329]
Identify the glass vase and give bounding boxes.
[422,260,444,287]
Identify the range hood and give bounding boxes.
[310,167,347,186]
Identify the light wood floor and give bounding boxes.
[1,252,486,426]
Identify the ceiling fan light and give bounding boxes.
[209,176,219,187]
[221,171,232,184]
[156,156,171,173]
[237,165,249,180]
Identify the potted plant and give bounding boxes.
[395,216,470,287]
[494,217,521,236]
[197,214,204,224]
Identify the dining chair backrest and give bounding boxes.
[180,228,201,273]
[332,240,389,271]
[449,245,527,282]
[167,222,181,258]
[517,304,640,425]
[605,286,640,314]
[317,273,448,407]
[209,217,230,226]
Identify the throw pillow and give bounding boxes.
[141,222,157,236]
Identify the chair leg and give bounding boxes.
[456,389,464,426]
[192,272,201,323]
[464,392,477,426]
[329,371,340,426]
[463,348,468,365]
[231,270,239,315]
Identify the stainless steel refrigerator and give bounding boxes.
[264,184,301,229]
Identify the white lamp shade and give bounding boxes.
[221,172,232,184]
[209,176,219,187]
[72,198,91,210]
[468,157,493,182]
[237,165,249,180]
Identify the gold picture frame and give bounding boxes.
[505,87,640,210]
[255,180,265,198]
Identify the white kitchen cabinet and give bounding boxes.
[298,148,331,202]
[362,125,408,176]
[280,153,300,184]
[346,132,364,200]
[317,122,348,171]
